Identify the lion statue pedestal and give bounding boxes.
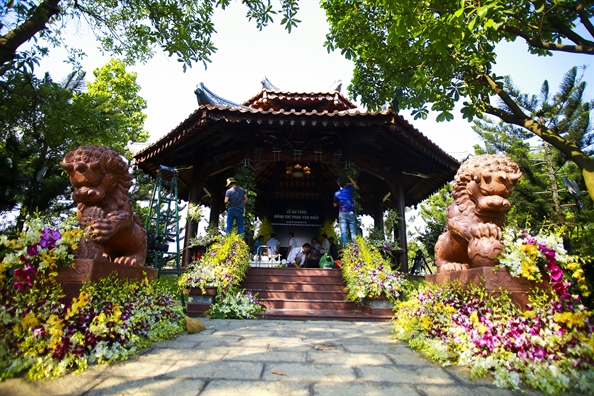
[425,154,549,308]
[56,145,157,300]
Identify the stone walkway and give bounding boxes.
[0,319,551,396]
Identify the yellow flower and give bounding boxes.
[111,304,122,322]
[554,311,586,328]
[522,244,538,260]
[420,316,432,331]
[523,310,536,319]
[20,313,39,329]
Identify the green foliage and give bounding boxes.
[0,59,148,227]
[0,0,302,74]
[473,67,594,229]
[322,0,594,199]
[414,183,453,258]
[208,289,266,319]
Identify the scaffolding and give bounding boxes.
[145,165,182,278]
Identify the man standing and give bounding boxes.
[333,175,358,245]
[286,232,297,258]
[319,233,330,254]
[287,243,311,268]
[224,177,248,235]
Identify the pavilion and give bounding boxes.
[132,78,460,272]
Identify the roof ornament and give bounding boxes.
[261,76,280,91]
[326,79,342,93]
[194,82,246,109]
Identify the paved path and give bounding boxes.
[0,319,550,396]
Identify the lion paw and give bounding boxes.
[438,263,470,272]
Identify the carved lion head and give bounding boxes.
[61,145,131,205]
[453,154,522,215]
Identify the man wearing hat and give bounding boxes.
[224,177,248,235]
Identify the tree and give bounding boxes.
[0,0,301,75]
[415,183,452,259]
[322,0,594,199]
[0,59,148,228]
[473,66,593,228]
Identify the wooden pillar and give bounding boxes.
[182,161,205,265]
[389,176,408,273]
[372,198,384,236]
[208,174,225,228]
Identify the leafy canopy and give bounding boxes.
[0,59,148,227]
[0,0,301,74]
[322,0,594,199]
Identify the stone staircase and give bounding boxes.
[241,267,393,321]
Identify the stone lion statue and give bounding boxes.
[434,154,522,272]
[61,145,147,266]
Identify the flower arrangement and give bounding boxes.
[208,289,266,319]
[180,232,250,294]
[392,282,594,394]
[0,218,185,381]
[340,236,405,302]
[0,217,82,289]
[186,202,203,223]
[187,225,222,249]
[499,227,590,303]
[366,227,400,259]
[0,273,184,381]
[255,217,274,242]
[319,220,338,242]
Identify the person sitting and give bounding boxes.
[287,243,311,268]
[310,237,321,254]
[253,235,264,253]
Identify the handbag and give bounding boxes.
[319,253,335,269]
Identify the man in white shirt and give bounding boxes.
[287,243,311,268]
[319,233,330,254]
[266,233,281,254]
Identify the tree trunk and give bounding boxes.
[0,0,62,69]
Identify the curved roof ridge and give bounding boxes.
[194,82,247,109]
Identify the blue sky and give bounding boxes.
[37,1,593,160]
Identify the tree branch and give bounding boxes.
[500,24,594,55]
[576,1,594,38]
[545,12,592,46]
[0,0,62,67]
[482,74,594,199]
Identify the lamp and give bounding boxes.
[286,163,311,178]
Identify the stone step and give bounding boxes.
[242,282,346,292]
[257,309,391,322]
[252,290,347,300]
[260,299,357,310]
[247,267,342,277]
[245,274,344,284]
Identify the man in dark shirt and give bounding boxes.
[224,177,248,235]
[333,175,358,245]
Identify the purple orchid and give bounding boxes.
[26,244,40,256]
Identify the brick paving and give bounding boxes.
[0,319,554,396]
